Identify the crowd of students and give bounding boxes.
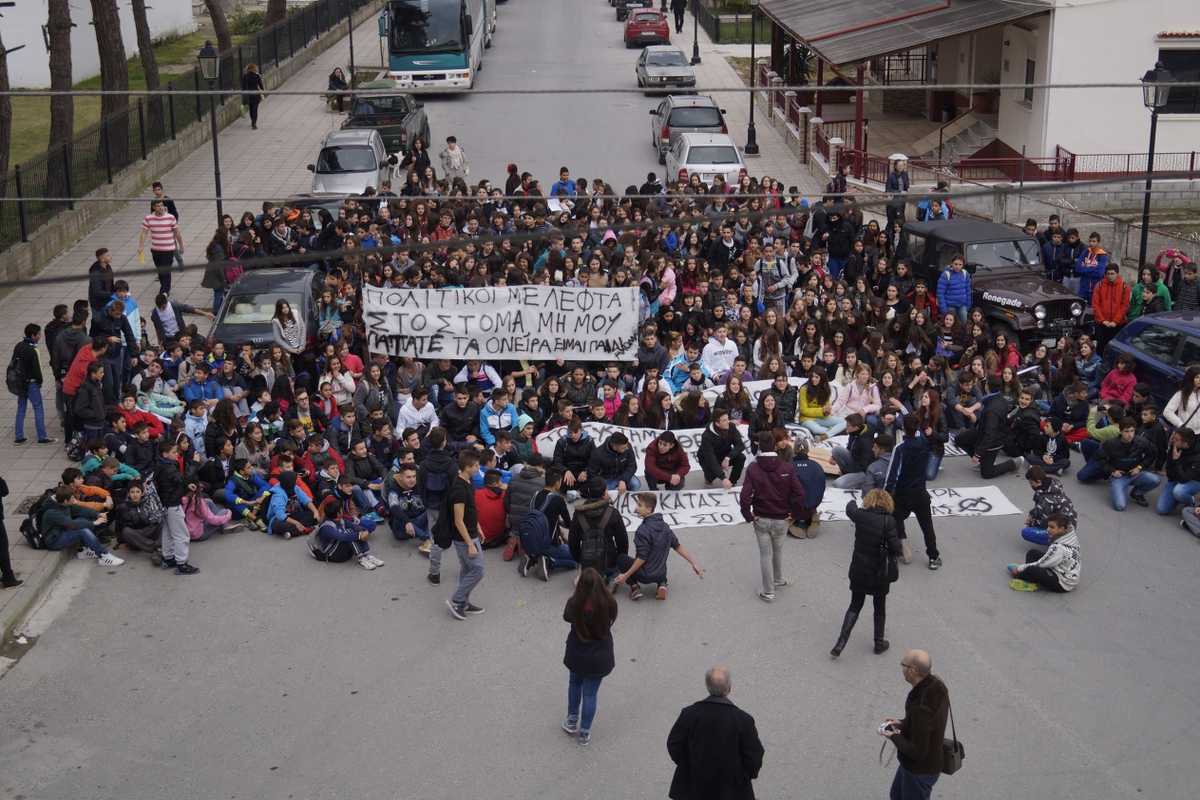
[7,160,1200,615]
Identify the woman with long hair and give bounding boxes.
[320,356,356,410]
[831,489,903,657]
[202,227,232,313]
[643,390,673,430]
[235,422,272,478]
[798,366,846,440]
[1165,365,1200,433]
[353,362,394,422]
[916,389,949,480]
[748,392,782,454]
[561,567,618,746]
[272,299,304,356]
[673,390,710,429]
[241,62,265,129]
[612,394,644,427]
[714,374,752,422]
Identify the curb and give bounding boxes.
[0,548,70,643]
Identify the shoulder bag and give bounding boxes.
[942,697,964,775]
[876,533,899,583]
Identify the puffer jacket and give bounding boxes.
[842,426,876,473]
[974,393,1011,452]
[1028,477,1077,528]
[567,497,629,570]
[845,500,903,594]
[1008,406,1043,454]
[587,440,637,484]
[763,384,799,424]
[503,466,545,532]
[1095,434,1155,477]
[1164,443,1200,486]
[936,267,972,309]
[552,432,595,476]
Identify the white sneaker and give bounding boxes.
[367,554,385,567]
[97,552,125,566]
[1012,456,1026,476]
[357,555,376,570]
[76,547,99,560]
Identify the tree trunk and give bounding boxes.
[0,27,11,181]
[264,0,288,28]
[130,0,164,141]
[47,0,75,205]
[90,0,128,121]
[205,0,233,53]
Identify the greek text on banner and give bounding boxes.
[361,285,640,360]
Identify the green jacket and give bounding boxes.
[41,500,100,549]
[1086,411,1120,444]
[1128,279,1172,319]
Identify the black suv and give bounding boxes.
[616,0,653,21]
[904,220,1092,348]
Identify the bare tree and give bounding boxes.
[0,27,11,181]
[130,0,164,140]
[205,0,233,53]
[264,0,288,28]
[47,0,75,152]
[89,0,128,120]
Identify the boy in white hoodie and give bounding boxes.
[1008,513,1080,592]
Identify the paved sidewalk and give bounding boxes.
[0,16,380,638]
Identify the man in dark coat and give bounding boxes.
[668,666,764,800]
[881,649,950,799]
[670,0,688,33]
[88,248,115,322]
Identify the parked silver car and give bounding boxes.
[636,45,695,95]
[307,129,396,195]
[649,94,727,164]
[665,132,747,186]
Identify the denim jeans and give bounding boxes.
[890,764,940,800]
[946,306,970,327]
[15,383,48,441]
[567,672,604,732]
[212,288,225,315]
[831,445,854,475]
[604,475,641,492]
[924,455,943,481]
[451,537,485,605]
[1109,471,1161,510]
[752,517,788,594]
[48,527,110,556]
[1157,479,1200,515]
[545,542,575,569]
[801,416,847,437]
[826,257,846,280]
[390,509,429,541]
[55,383,70,436]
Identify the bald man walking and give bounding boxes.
[667,667,764,800]
[880,650,951,800]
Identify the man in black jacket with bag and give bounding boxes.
[880,649,950,800]
[667,666,764,800]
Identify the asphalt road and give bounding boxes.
[3,3,1200,798]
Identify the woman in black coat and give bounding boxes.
[241,63,265,130]
[327,68,349,114]
[832,490,903,658]
[398,136,432,177]
[562,567,618,746]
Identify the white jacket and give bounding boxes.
[1164,390,1200,433]
[1020,528,1081,590]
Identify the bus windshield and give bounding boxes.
[389,0,466,55]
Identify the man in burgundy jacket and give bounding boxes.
[739,431,806,603]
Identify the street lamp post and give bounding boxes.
[197,40,223,222]
[745,0,760,155]
[1138,61,1173,269]
[691,0,701,66]
[347,0,357,88]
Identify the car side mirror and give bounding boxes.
[415,100,423,108]
[307,164,315,172]
[648,109,656,115]
[720,109,727,113]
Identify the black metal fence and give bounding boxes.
[694,2,721,44]
[0,0,373,255]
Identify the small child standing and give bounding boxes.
[439,136,469,184]
[612,493,703,601]
[154,439,200,575]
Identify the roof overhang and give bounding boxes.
[760,0,1052,66]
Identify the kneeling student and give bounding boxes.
[1007,513,1079,593]
[310,497,384,570]
[612,493,703,601]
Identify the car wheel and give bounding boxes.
[658,151,666,165]
[637,74,644,87]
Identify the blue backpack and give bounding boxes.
[517,492,554,557]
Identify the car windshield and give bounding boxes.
[221,293,304,325]
[350,96,409,116]
[648,52,688,67]
[633,12,660,22]
[669,106,721,126]
[965,240,1041,270]
[316,145,376,174]
[687,145,739,165]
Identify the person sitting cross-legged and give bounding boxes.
[1007,513,1080,593]
[309,497,384,570]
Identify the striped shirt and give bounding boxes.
[142,212,178,252]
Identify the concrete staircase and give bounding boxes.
[912,112,998,161]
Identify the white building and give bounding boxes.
[7,0,197,89]
[760,0,1200,166]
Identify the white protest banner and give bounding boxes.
[361,285,639,360]
[815,486,1021,521]
[534,421,749,476]
[609,489,744,532]
[819,432,970,457]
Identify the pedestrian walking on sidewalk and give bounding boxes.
[138,200,183,296]
[12,323,57,445]
[242,62,265,130]
[562,567,618,747]
[671,0,688,34]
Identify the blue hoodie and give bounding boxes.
[479,400,519,445]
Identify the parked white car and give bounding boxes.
[307,129,397,195]
[664,132,746,186]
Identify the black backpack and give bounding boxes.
[576,507,613,576]
[422,464,453,510]
[6,352,27,397]
[19,488,57,549]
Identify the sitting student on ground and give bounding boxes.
[182,482,240,541]
[1082,401,1122,462]
[1137,403,1169,473]
[385,462,430,548]
[62,467,112,512]
[644,431,690,490]
[588,431,642,495]
[1021,465,1079,546]
[1076,417,1161,510]
[84,457,138,504]
[476,470,509,549]
[568,477,629,582]
[612,492,703,601]
[504,453,546,542]
[553,418,595,489]
[1032,416,1072,476]
[265,471,318,539]
[332,472,378,533]
[1008,512,1080,593]
[833,433,893,491]
[224,457,271,531]
[830,413,873,479]
[787,438,827,539]
[309,497,384,570]
[112,479,162,557]
[1155,427,1200,517]
[517,465,575,581]
[41,484,125,565]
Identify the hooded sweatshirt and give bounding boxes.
[630,512,680,581]
[739,452,805,521]
[1028,477,1077,528]
[1018,528,1081,590]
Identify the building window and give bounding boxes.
[1023,59,1035,103]
[1160,49,1200,114]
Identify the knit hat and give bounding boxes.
[517,414,534,432]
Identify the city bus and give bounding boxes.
[378,0,492,92]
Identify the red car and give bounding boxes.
[624,10,670,48]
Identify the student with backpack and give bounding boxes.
[517,465,575,581]
[11,323,57,446]
[419,427,460,586]
[39,484,125,566]
[612,493,703,601]
[437,449,486,620]
[568,477,629,583]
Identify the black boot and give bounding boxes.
[830,610,858,657]
[873,614,889,654]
